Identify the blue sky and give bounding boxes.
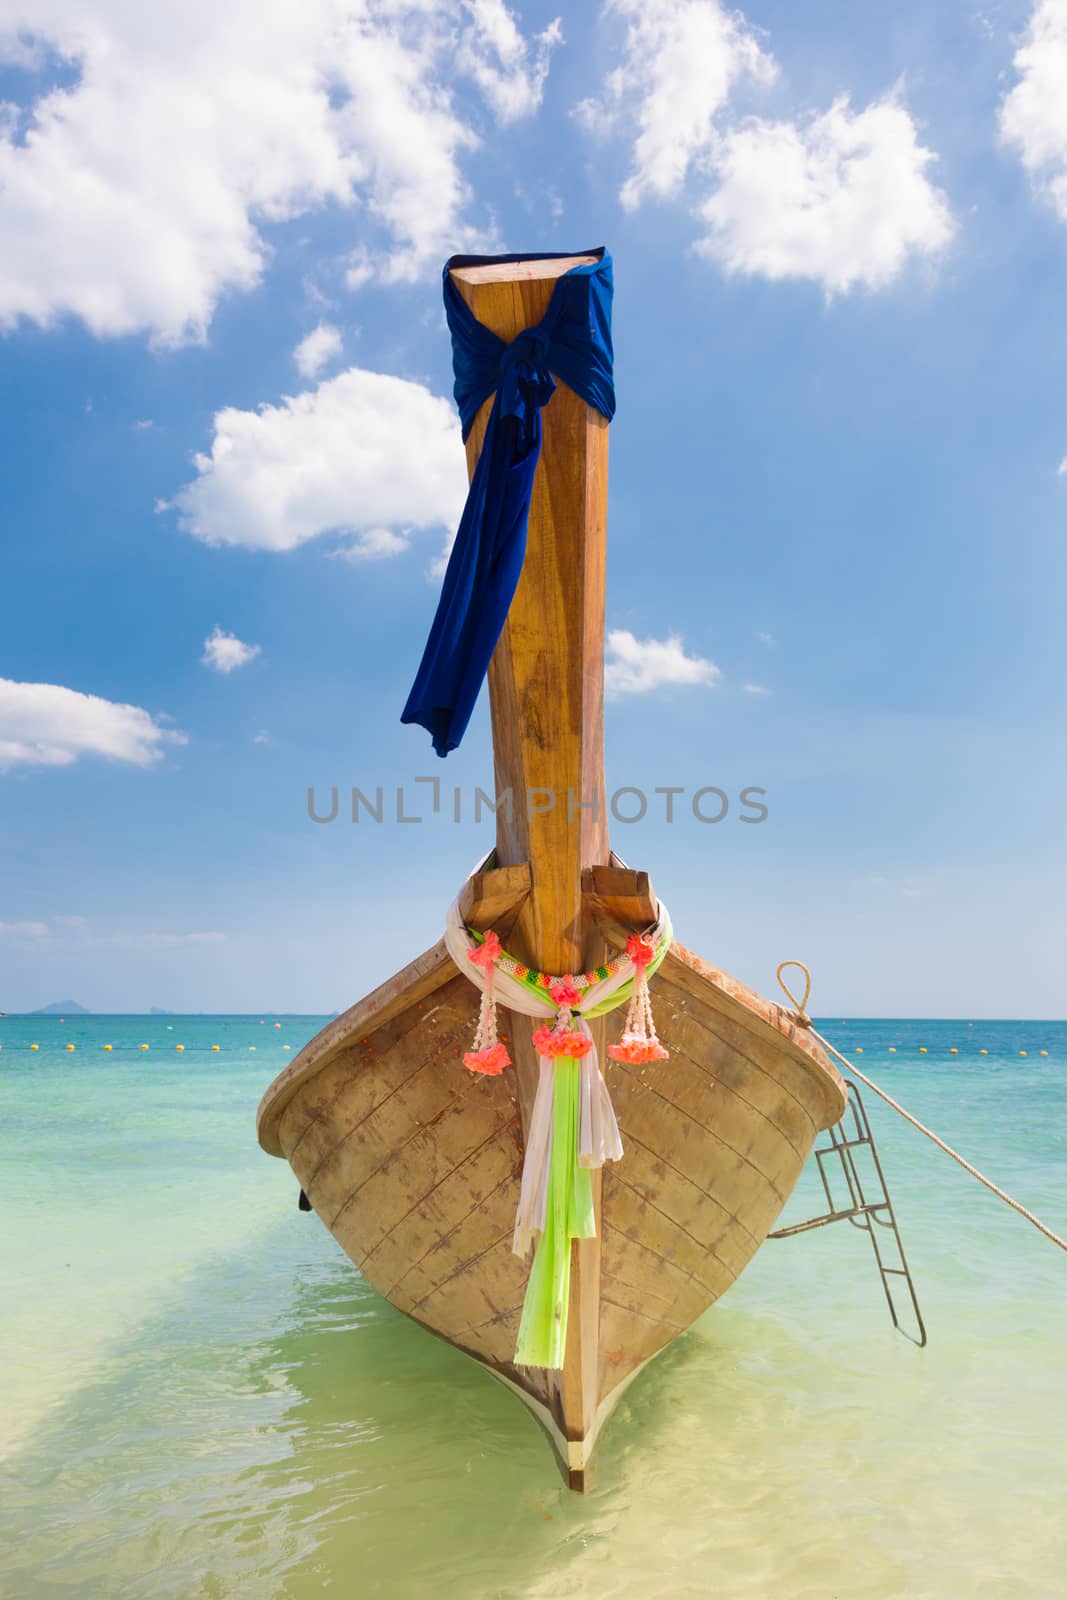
[2,0,1066,1016]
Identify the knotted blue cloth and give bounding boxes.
[401,248,615,757]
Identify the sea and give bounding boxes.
[1,1013,1065,1600]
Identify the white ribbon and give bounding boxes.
[510,1019,624,1258]
[577,1019,623,1169]
[444,880,665,1019]
[512,1056,555,1256]
[445,860,660,1259]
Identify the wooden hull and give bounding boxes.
[257,937,846,1482]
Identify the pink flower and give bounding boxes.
[463,1042,511,1076]
[609,1034,669,1065]
[468,929,502,970]
[626,933,656,969]
[532,1025,593,1059]
[548,975,582,1008]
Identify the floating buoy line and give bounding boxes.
[776,962,1067,1257]
[3,1040,293,1053]
[0,1028,1052,1057]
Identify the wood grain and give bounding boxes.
[451,259,613,1456]
[582,864,658,945]
[458,862,532,939]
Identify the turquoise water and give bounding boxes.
[2,1014,1065,1598]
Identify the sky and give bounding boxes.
[2,0,1067,1017]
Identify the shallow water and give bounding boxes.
[2,1015,1065,1598]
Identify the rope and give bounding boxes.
[777,960,1067,1257]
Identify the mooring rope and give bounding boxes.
[776,960,1067,1257]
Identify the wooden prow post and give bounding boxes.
[449,254,611,1486]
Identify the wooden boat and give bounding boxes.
[257,252,847,1489]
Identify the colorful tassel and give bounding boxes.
[532,1023,594,1059]
[464,930,511,1075]
[609,932,669,1065]
[548,976,582,1008]
[533,980,594,1060]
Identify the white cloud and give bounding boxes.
[253,729,271,745]
[294,322,343,379]
[604,629,720,697]
[696,96,954,293]
[575,0,775,209]
[0,678,185,770]
[1000,1,1067,226]
[579,3,952,294]
[756,630,776,647]
[328,527,412,560]
[0,920,49,939]
[201,627,261,674]
[133,419,153,431]
[0,1,553,344]
[169,366,466,553]
[343,245,375,292]
[1058,456,1067,476]
[742,682,771,696]
[459,1,563,124]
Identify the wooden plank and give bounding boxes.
[258,940,458,1155]
[655,1008,816,1157]
[458,862,532,939]
[663,944,847,1130]
[452,264,610,974]
[614,1054,803,1193]
[582,864,658,946]
[601,1166,735,1294]
[452,257,614,1454]
[603,1127,758,1274]
[279,978,477,1164]
[451,254,599,287]
[610,1058,788,1208]
[372,1132,523,1303]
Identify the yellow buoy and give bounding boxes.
[855,1047,863,1053]
[211,1044,220,1052]
[1040,1049,1048,1056]
[104,1044,113,1051]
[249,1045,256,1051]
[950,1048,958,1054]
[888,1047,896,1053]
[140,1043,149,1050]
[1019,1050,1027,1057]
[283,1044,290,1050]
[176,1044,184,1051]
[30,1043,39,1050]
[979,1049,988,1055]
[66,1043,75,1050]
[919,1047,927,1053]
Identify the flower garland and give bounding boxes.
[444,873,673,1369]
[609,933,669,1064]
[463,930,510,1075]
[447,916,672,1077]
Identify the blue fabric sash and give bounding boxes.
[401,248,615,757]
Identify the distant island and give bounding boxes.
[30,1000,91,1015]
[149,1007,172,1015]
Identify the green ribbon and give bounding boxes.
[514,1056,595,1368]
[466,914,674,1369]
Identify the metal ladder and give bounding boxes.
[769,1078,927,1347]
